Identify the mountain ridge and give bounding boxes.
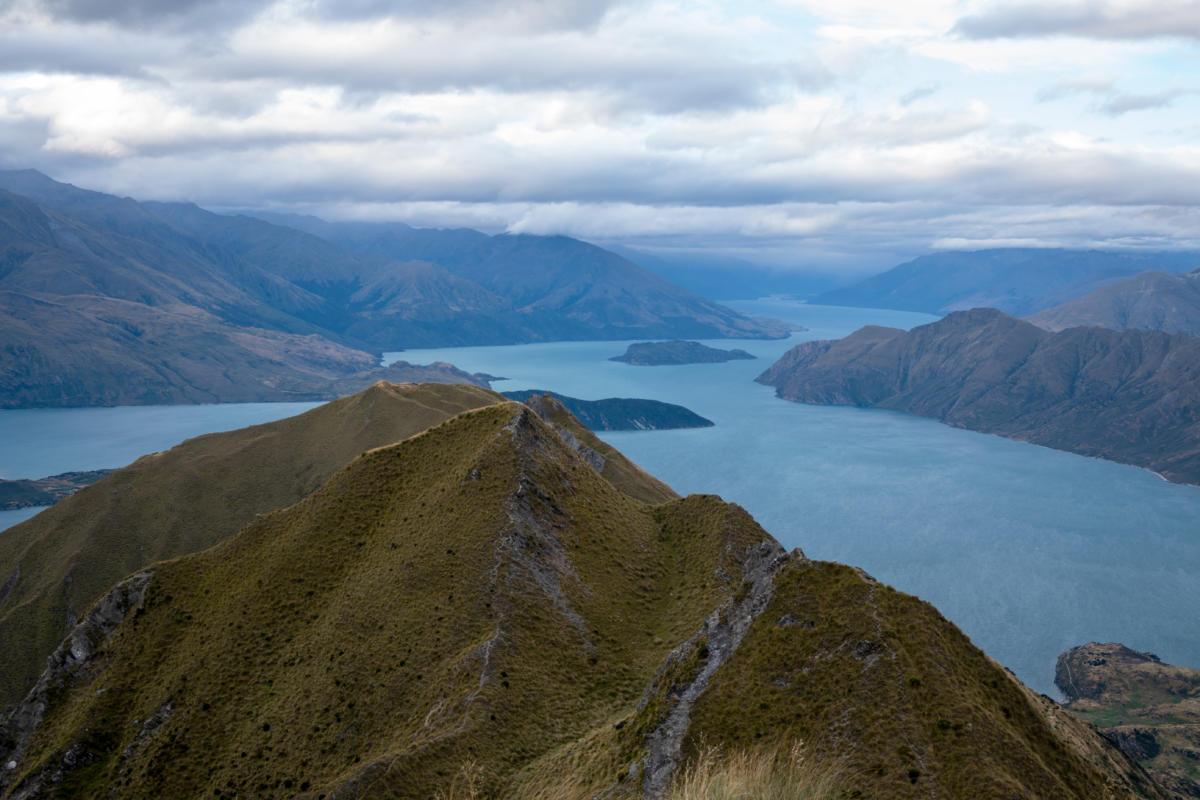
[0,170,782,408]
[815,249,1200,316]
[1029,269,1200,335]
[757,308,1200,484]
[0,390,1167,799]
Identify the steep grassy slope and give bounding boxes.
[814,249,1200,316]
[681,562,1162,799]
[1029,270,1200,335]
[757,308,1200,484]
[0,402,1162,799]
[0,384,501,708]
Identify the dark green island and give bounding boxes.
[502,390,713,431]
[609,339,757,366]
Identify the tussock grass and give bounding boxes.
[435,746,837,800]
[667,744,838,800]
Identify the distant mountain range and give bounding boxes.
[815,249,1200,316]
[757,308,1200,484]
[1029,269,1200,335]
[608,245,845,301]
[0,170,783,408]
[0,387,1160,799]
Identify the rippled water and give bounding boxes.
[390,299,1200,695]
[1,301,1197,694]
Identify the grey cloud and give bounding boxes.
[1098,90,1192,115]
[1036,80,1195,115]
[12,0,274,31]
[306,0,625,31]
[0,25,174,77]
[213,37,829,115]
[955,1,1200,41]
[900,84,940,105]
[1035,79,1113,102]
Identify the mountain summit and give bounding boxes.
[0,389,1164,799]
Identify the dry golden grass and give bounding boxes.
[434,745,837,800]
[667,744,839,800]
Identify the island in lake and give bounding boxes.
[501,390,713,431]
[610,339,757,366]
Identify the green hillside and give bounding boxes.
[0,399,1162,799]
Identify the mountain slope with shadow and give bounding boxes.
[0,397,1164,799]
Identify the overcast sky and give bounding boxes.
[1,0,1198,272]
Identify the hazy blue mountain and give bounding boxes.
[608,245,846,301]
[1028,269,1200,335]
[252,212,789,343]
[0,170,784,407]
[815,249,1200,316]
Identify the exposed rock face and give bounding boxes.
[502,391,713,431]
[610,340,758,366]
[1029,270,1200,335]
[757,308,1200,485]
[0,401,1167,799]
[1057,643,1200,799]
[0,570,152,795]
[638,539,791,798]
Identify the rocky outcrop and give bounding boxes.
[637,540,793,797]
[1057,643,1200,798]
[758,308,1200,485]
[0,571,152,793]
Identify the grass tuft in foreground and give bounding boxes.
[667,744,838,800]
[435,745,838,800]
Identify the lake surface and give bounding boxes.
[1,300,1196,694]
[387,299,1200,695]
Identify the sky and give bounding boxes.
[0,0,1198,273]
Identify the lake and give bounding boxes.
[1,299,1197,695]
[389,299,1200,695]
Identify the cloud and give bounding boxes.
[306,0,625,31]
[955,1,1200,41]
[3,0,274,31]
[0,0,1198,271]
[899,84,940,105]
[1036,79,1197,115]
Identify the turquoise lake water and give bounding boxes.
[1,299,1197,694]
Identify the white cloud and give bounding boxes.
[0,0,1197,270]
